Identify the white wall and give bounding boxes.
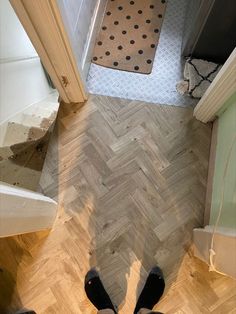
[0,0,53,124]
[0,59,53,124]
[57,0,106,80]
[0,0,37,60]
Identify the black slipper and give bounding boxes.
[84,269,117,313]
[134,266,165,314]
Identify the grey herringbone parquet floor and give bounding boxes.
[1,95,235,314]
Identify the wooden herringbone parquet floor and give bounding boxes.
[1,95,236,314]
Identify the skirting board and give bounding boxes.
[193,226,236,279]
[81,0,108,81]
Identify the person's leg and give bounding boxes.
[84,269,117,314]
[134,266,165,314]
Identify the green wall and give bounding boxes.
[209,95,236,229]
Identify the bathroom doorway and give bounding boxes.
[58,0,197,106]
[57,0,235,107]
[87,0,193,106]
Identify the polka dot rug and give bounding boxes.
[92,0,167,74]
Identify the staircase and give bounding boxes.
[0,93,59,190]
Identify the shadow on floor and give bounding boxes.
[59,96,211,312]
[0,96,212,313]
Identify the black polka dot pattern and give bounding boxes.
[92,0,167,73]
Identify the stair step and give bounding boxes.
[23,113,44,127]
[0,159,41,191]
[6,101,58,126]
[3,122,30,146]
[13,99,58,120]
[37,100,59,111]
[3,122,46,147]
[21,112,57,128]
[10,104,58,129]
[0,93,59,158]
[23,106,56,119]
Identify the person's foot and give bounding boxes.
[134,266,165,314]
[84,269,117,313]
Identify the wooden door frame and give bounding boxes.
[10,0,87,104]
[194,48,236,123]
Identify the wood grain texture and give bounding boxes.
[1,95,235,314]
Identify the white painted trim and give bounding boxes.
[10,0,87,104]
[81,0,107,80]
[204,225,236,237]
[194,48,236,123]
[0,182,58,237]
